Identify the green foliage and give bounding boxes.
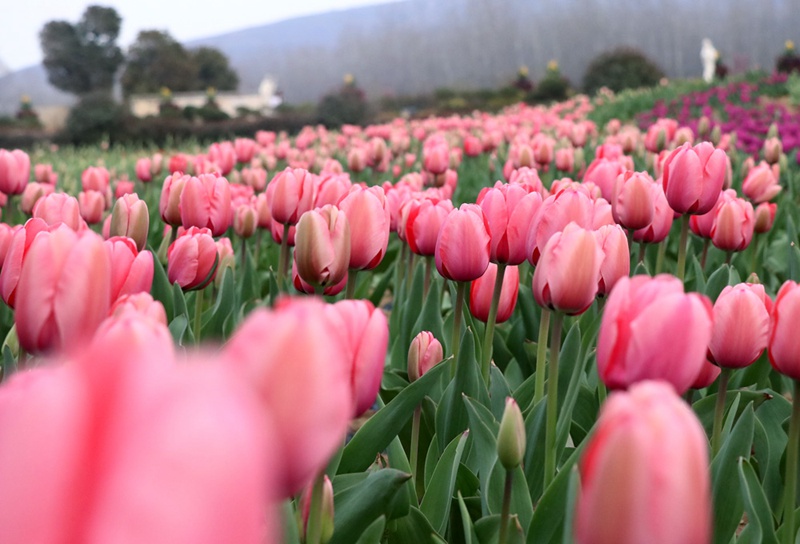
[39,5,124,95]
[529,72,570,103]
[63,91,126,145]
[192,47,239,91]
[583,46,665,96]
[317,84,369,127]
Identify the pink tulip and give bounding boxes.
[222,298,353,497]
[763,136,782,165]
[15,226,110,354]
[233,204,257,239]
[167,227,218,291]
[0,218,49,308]
[754,202,776,234]
[532,223,601,315]
[294,205,351,290]
[661,142,726,215]
[109,193,149,251]
[464,135,482,157]
[768,281,800,380]
[78,190,106,225]
[575,381,711,544]
[583,157,627,201]
[234,138,257,164]
[32,193,84,231]
[470,263,519,323]
[114,180,135,200]
[632,183,674,244]
[338,186,390,270]
[405,198,454,256]
[742,162,781,203]
[407,331,443,382]
[20,182,54,215]
[0,223,18,269]
[612,171,655,230]
[692,360,722,390]
[709,194,754,253]
[508,167,545,195]
[435,203,491,282]
[81,166,110,193]
[34,163,57,185]
[597,275,713,395]
[110,292,168,326]
[105,236,154,303]
[555,147,575,172]
[180,173,232,237]
[314,173,352,208]
[526,188,595,264]
[159,173,190,227]
[477,182,543,265]
[709,283,770,368]
[423,141,449,175]
[327,299,389,417]
[595,224,630,297]
[207,142,237,175]
[267,167,316,226]
[0,149,30,195]
[135,157,153,182]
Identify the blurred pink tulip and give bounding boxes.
[135,157,153,182]
[20,182,54,215]
[34,163,57,185]
[742,162,781,204]
[105,236,154,303]
[754,202,776,233]
[81,166,110,193]
[0,149,30,195]
[167,227,218,291]
[632,183,674,244]
[78,190,106,225]
[597,275,712,394]
[575,381,711,544]
[0,218,50,308]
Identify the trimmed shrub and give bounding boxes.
[63,91,127,145]
[583,47,665,95]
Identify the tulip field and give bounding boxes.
[2,72,800,544]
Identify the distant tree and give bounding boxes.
[121,30,198,96]
[192,47,239,91]
[39,5,124,95]
[583,47,665,96]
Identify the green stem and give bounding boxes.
[597,381,607,405]
[193,287,205,344]
[406,252,416,291]
[543,312,564,489]
[423,256,433,298]
[254,229,262,267]
[345,270,358,299]
[305,473,325,544]
[711,368,731,457]
[480,263,507,385]
[240,237,247,270]
[410,405,422,501]
[655,240,667,274]
[498,470,514,544]
[701,239,710,270]
[533,309,552,406]
[450,281,467,377]
[751,235,760,275]
[638,241,646,265]
[676,214,690,282]
[277,223,290,289]
[169,223,178,246]
[783,380,800,544]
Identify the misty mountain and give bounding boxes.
[0,0,797,115]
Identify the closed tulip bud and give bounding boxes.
[423,142,450,175]
[555,147,575,172]
[508,167,544,195]
[583,158,627,201]
[407,331,443,382]
[709,283,770,369]
[0,149,30,195]
[223,298,353,497]
[526,188,595,265]
[20,182,54,215]
[532,223,601,315]
[180,173,232,237]
[611,171,655,230]
[167,227,218,291]
[754,202,777,233]
[464,135,482,157]
[15,226,111,354]
[233,204,258,239]
[477,182,543,265]
[594,224,630,297]
[240,167,267,192]
[32,193,84,231]
[110,193,149,251]
[110,292,168,326]
[575,381,711,544]
[435,203,491,282]
[105,236,155,303]
[299,475,334,544]
[764,137,782,165]
[78,190,106,225]
[338,186,390,271]
[159,173,190,227]
[768,281,800,380]
[697,116,711,139]
[294,206,350,290]
[742,161,781,203]
[207,142,236,175]
[497,397,525,470]
[405,198,454,256]
[470,263,519,323]
[0,218,49,308]
[34,163,57,185]
[710,195,754,252]
[81,166,110,193]
[597,275,713,395]
[326,300,389,417]
[662,142,726,215]
[234,138,257,164]
[347,147,367,173]
[267,167,316,226]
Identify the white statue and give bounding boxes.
[701,39,718,83]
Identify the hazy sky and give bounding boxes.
[1,0,398,71]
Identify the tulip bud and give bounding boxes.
[697,116,710,139]
[110,194,149,251]
[167,227,219,291]
[497,397,525,470]
[233,204,258,239]
[407,331,444,382]
[294,205,350,290]
[710,126,721,146]
[0,149,30,195]
[754,202,776,233]
[299,476,335,544]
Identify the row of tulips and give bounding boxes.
[0,86,798,544]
